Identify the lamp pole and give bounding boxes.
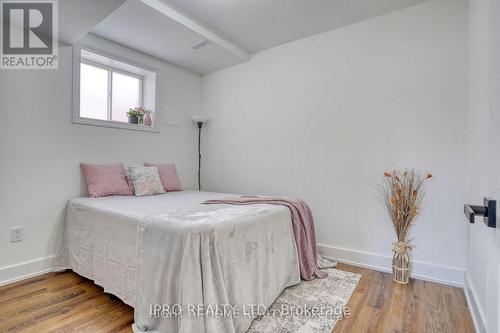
[191,115,210,191]
[197,121,202,191]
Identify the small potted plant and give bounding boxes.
[126,107,147,125]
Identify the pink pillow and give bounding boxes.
[81,163,134,197]
[144,163,183,191]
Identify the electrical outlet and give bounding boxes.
[10,226,23,242]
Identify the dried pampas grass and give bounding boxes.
[379,169,432,284]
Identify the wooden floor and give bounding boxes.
[0,263,474,333]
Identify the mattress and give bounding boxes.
[68,190,235,219]
[61,191,236,306]
[58,191,300,313]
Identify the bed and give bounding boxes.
[56,191,301,333]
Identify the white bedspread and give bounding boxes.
[57,191,238,306]
[133,203,300,333]
[56,191,301,333]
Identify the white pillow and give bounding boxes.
[127,166,166,196]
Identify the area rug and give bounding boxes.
[247,266,361,333]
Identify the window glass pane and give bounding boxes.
[112,72,141,122]
[80,63,108,120]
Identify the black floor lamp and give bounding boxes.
[191,115,210,191]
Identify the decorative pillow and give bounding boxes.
[144,163,183,191]
[81,163,133,198]
[124,168,136,195]
[127,166,166,196]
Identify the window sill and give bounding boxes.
[73,117,160,133]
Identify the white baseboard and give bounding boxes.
[318,243,465,287]
[0,256,55,286]
[0,247,466,288]
[464,272,487,333]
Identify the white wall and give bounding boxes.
[0,34,201,283]
[466,0,500,331]
[201,0,469,285]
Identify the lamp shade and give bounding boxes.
[191,115,211,123]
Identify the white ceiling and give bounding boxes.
[92,0,243,74]
[163,0,426,53]
[90,0,426,74]
[59,0,127,44]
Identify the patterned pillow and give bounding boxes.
[127,166,166,196]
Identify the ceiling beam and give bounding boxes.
[140,0,250,61]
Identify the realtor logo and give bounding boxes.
[1,0,58,69]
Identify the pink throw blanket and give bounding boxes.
[203,196,327,280]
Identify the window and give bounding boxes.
[80,62,143,122]
[73,45,158,132]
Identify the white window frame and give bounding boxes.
[72,44,160,133]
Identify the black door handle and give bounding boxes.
[464,197,496,228]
